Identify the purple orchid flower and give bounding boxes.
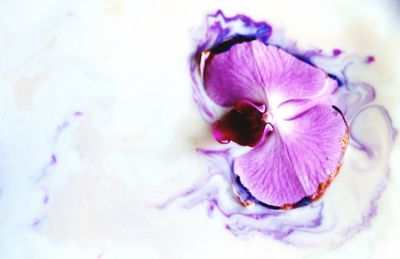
[161,10,398,245]
[199,39,350,208]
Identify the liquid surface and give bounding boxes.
[0,0,399,258]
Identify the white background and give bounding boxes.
[0,0,399,258]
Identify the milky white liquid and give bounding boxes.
[0,0,399,258]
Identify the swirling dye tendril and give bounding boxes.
[160,10,397,248]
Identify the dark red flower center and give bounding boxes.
[212,100,268,147]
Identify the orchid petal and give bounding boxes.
[204,41,337,109]
[233,105,348,207]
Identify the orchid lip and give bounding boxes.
[211,100,270,147]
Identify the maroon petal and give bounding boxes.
[211,100,269,147]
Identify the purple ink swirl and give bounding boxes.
[162,10,397,248]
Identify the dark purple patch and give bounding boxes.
[333,49,342,56]
[328,73,344,87]
[367,56,375,63]
[209,10,273,43]
[210,35,256,54]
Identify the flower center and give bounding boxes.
[212,100,272,147]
